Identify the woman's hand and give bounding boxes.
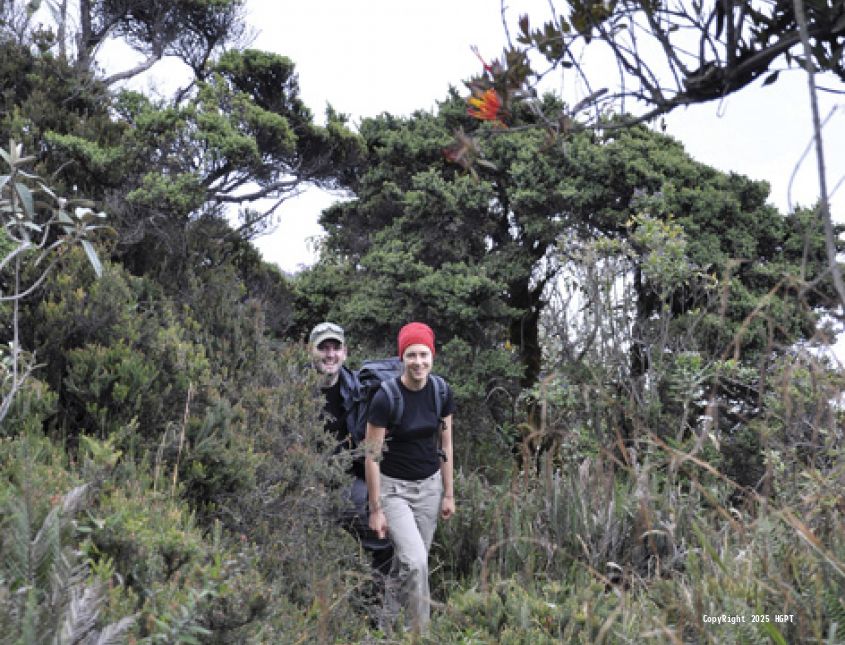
[440,495,455,520]
[369,509,388,538]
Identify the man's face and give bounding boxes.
[312,339,347,377]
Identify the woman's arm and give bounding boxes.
[440,414,455,519]
[364,421,388,538]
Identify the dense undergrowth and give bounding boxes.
[2,403,843,643]
[2,321,842,643]
[1,162,843,642]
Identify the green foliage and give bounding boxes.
[428,432,844,642]
[0,433,135,644]
[1,14,360,314]
[0,39,116,158]
[127,171,207,215]
[435,337,522,474]
[85,483,205,593]
[0,138,108,428]
[628,213,693,297]
[433,456,679,595]
[429,578,639,644]
[304,94,835,401]
[27,249,210,450]
[0,378,57,437]
[65,341,159,433]
[0,432,278,643]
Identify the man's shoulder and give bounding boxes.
[338,365,360,397]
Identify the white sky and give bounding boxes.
[239,0,845,274]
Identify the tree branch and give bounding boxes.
[212,177,303,204]
[792,0,845,312]
[101,53,164,86]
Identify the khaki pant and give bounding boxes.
[380,471,442,632]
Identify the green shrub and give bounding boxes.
[428,576,646,644]
[26,250,211,451]
[0,378,58,437]
[436,337,524,477]
[79,458,276,642]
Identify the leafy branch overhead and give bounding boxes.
[448,1,845,170]
[515,1,843,122]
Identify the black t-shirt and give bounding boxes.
[368,377,455,481]
[321,380,347,445]
[321,376,364,478]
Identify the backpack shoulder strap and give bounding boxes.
[429,374,449,462]
[429,374,448,420]
[380,377,404,429]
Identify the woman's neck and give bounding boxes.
[400,373,427,391]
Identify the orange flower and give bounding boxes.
[467,88,505,126]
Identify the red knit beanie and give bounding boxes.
[397,322,435,359]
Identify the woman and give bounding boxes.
[365,322,455,632]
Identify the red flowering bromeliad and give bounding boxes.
[443,47,517,170]
[466,88,506,127]
[464,46,511,128]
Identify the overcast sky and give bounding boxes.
[237,0,845,275]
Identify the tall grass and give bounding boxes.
[427,348,844,643]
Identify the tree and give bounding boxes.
[35,48,363,281]
[0,0,350,481]
[2,0,248,85]
[1,2,363,298]
[297,95,554,385]
[456,0,845,312]
[0,3,359,457]
[300,93,834,389]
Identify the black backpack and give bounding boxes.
[351,357,449,460]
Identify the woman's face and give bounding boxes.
[402,343,433,383]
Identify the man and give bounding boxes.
[309,322,393,593]
[310,321,356,447]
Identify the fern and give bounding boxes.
[57,584,102,644]
[18,587,38,645]
[90,616,136,645]
[6,493,35,589]
[0,481,136,644]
